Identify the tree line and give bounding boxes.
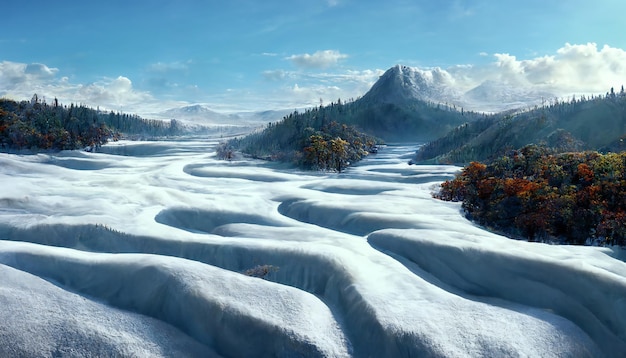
[226,90,489,170]
[0,95,185,151]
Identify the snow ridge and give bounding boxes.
[0,140,624,357]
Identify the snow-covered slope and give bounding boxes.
[361,65,463,106]
[0,264,218,357]
[1,139,625,357]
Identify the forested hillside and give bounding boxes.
[227,64,499,169]
[414,88,626,164]
[228,107,378,171]
[346,65,486,141]
[337,98,484,142]
[0,95,185,151]
[228,96,484,169]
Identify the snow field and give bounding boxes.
[0,139,624,357]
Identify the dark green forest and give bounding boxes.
[332,98,485,142]
[414,88,626,164]
[228,92,487,170]
[227,105,379,171]
[0,95,185,151]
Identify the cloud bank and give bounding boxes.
[0,61,180,115]
[1,43,626,114]
[453,43,626,95]
[268,43,626,110]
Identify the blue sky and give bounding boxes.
[2,0,626,115]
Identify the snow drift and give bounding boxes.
[1,139,625,357]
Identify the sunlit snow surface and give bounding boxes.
[1,138,625,357]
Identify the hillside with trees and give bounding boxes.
[226,95,474,170]
[319,65,485,142]
[414,87,626,164]
[350,65,484,141]
[435,145,626,244]
[337,97,484,142]
[0,95,185,151]
[227,109,378,171]
[227,65,490,169]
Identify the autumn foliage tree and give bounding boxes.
[436,145,626,245]
[303,134,351,171]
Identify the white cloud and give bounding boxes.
[0,61,161,115]
[326,69,385,84]
[286,50,348,69]
[262,68,385,108]
[255,66,385,109]
[24,63,58,78]
[286,83,344,107]
[3,43,625,115]
[263,70,292,81]
[75,76,152,110]
[444,43,626,97]
[493,43,626,93]
[0,61,58,87]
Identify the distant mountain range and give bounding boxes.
[229,64,562,146]
[161,67,479,142]
[159,64,559,129]
[157,105,292,127]
[164,64,626,168]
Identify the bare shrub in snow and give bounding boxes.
[243,265,279,279]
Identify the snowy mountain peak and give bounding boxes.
[361,64,558,113]
[361,64,461,106]
[162,104,223,117]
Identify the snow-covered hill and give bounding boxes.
[1,139,625,357]
[361,65,463,106]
